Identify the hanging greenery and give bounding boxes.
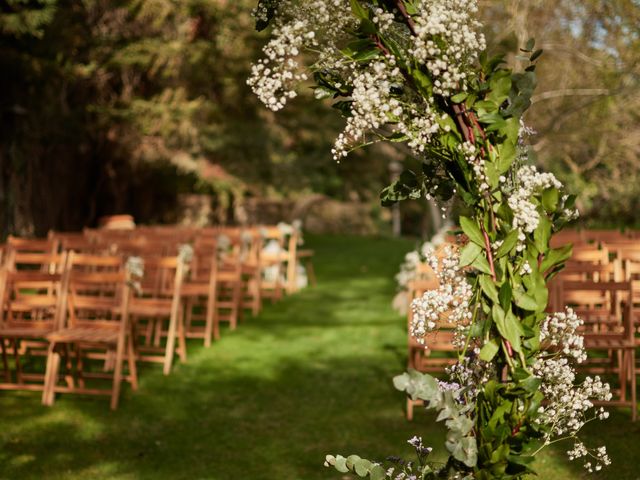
[250,1,613,478]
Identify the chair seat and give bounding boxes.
[0,327,54,339]
[181,282,209,296]
[130,298,172,315]
[47,327,119,344]
[297,249,314,259]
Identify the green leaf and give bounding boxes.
[354,458,372,477]
[530,48,544,61]
[450,436,478,467]
[472,254,493,276]
[349,0,368,19]
[524,38,536,52]
[393,370,442,405]
[499,281,512,310]
[540,244,573,273]
[534,214,551,253]
[493,305,523,352]
[451,92,468,103]
[496,229,519,258]
[410,67,433,96]
[335,455,349,473]
[504,117,520,143]
[369,465,386,480]
[459,216,485,246]
[520,374,542,393]
[513,289,538,311]
[459,241,482,267]
[479,274,499,303]
[480,339,500,361]
[541,187,559,213]
[496,141,516,174]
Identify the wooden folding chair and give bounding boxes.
[182,237,218,346]
[129,255,188,375]
[0,259,69,392]
[236,229,262,319]
[41,252,137,410]
[558,279,636,420]
[258,226,287,302]
[405,278,458,420]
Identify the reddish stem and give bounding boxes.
[452,104,474,144]
[480,222,497,281]
[393,0,417,35]
[504,339,514,357]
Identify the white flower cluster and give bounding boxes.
[507,165,562,251]
[247,0,353,111]
[332,59,404,159]
[534,357,612,439]
[540,308,586,363]
[409,0,486,96]
[372,7,396,33]
[459,141,489,191]
[567,442,611,473]
[410,245,473,348]
[395,224,452,292]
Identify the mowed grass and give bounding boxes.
[0,235,639,479]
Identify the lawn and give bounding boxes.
[0,235,638,479]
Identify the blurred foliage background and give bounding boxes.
[0,0,638,237]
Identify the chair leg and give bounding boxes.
[110,339,126,411]
[620,349,628,402]
[630,349,637,422]
[43,344,61,406]
[76,346,85,389]
[406,398,413,421]
[42,343,55,406]
[306,260,317,287]
[177,307,187,364]
[153,317,163,347]
[126,331,138,391]
[184,298,194,332]
[163,303,180,376]
[205,290,216,346]
[12,340,23,385]
[230,283,241,329]
[1,338,10,382]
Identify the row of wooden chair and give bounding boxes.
[0,223,315,409]
[404,231,640,420]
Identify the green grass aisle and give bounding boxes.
[0,235,638,479]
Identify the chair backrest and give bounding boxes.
[571,245,609,264]
[5,251,68,274]
[135,255,187,301]
[0,253,70,331]
[7,236,59,256]
[48,231,97,253]
[557,279,633,341]
[191,237,219,284]
[65,252,130,331]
